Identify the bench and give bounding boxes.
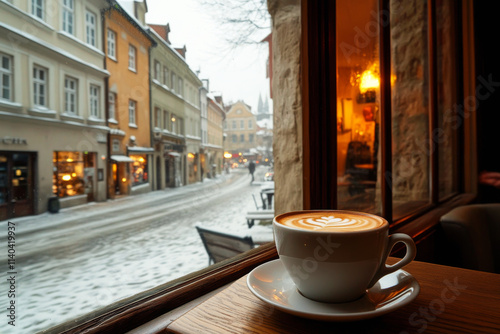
[196,226,255,265]
[245,209,274,228]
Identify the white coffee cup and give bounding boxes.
[273,210,416,303]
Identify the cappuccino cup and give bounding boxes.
[273,210,416,303]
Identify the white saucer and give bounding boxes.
[247,259,420,321]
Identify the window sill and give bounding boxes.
[129,123,138,129]
[57,31,105,57]
[28,107,57,118]
[61,113,84,123]
[87,117,105,126]
[108,118,118,125]
[0,99,22,110]
[46,194,476,333]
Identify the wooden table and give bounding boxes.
[166,259,500,333]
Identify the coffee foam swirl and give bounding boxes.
[278,212,384,232]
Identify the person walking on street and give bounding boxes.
[248,160,256,183]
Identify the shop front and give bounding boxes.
[128,147,154,195]
[0,150,36,220]
[0,121,108,217]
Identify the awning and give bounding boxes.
[111,155,134,162]
[128,146,155,153]
[168,152,181,157]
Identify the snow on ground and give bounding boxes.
[0,168,274,333]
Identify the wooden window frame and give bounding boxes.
[53,0,474,332]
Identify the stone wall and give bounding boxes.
[267,0,303,214]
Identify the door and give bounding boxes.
[0,152,35,220]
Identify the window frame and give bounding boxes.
[64,76,77,115]
[0,53,13,101]
[33,65,47,107]
[108,92,116,121]
[128,44,137,72]
[89,84,100,118]
[154,60,161,81]
[31,0,44,20]
[107,29,117,60]
[52,0,475,332]
[62,0,74,35]
[163,66,169,87]
[129,99,137,126]
[85,9,97,47]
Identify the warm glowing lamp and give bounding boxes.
[224,152,232,159]
[62,175,71,181]
[359,69,380,94]
[122,177,127,183]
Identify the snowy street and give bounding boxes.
[0,167,274,333]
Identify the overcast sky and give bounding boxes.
[143,0,272,112]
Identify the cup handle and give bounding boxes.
[367,233,416,288]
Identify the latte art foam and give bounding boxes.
[278,212,385,232]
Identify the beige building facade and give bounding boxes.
[205,94,226,176]
[0,0,109,220]
[224,101,257,155]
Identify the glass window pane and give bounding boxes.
[391,0,431,219]
[336,0,380,214]
[437,0,459,199]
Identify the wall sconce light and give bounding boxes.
[357,65,380,104]
[171,116,176,122]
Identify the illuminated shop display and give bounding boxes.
[131,155,148,185]
[53,151,84,197]
[53,151,96,198]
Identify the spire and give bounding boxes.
[258,93,264,114]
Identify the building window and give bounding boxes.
[232,120,237,129]
[178,77,183,96]
[31,0,44,20]
[240,120,244,129]
[163,66,169,87]
[171,114,177,134]
[154,107,161,128]
[240,134,244,142]
[154,60,161,81]
[171,72,176,92]
[232,134,237,143]
[64,76,77,115]
[108,92,116,121]
[107,29,116,60]
[112,139,120,153]
[89,84,99,118]
[249,134,254,143]
[129,100,136,125]
[163,110,169,130]
[0,53,13,101]
[62,0,74,35]
[33,65,47,107]
[128,45,136,71]
[85,10,97,47]
[248,120,253,129]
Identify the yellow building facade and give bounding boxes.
[104,4,155,198]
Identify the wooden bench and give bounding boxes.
[196,226,255,265]
[245,209,274,228]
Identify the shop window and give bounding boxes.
[131,155,148,185]
[53,151,85,198]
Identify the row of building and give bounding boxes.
[0,0,272,220]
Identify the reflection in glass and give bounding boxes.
[336,0,380,214]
